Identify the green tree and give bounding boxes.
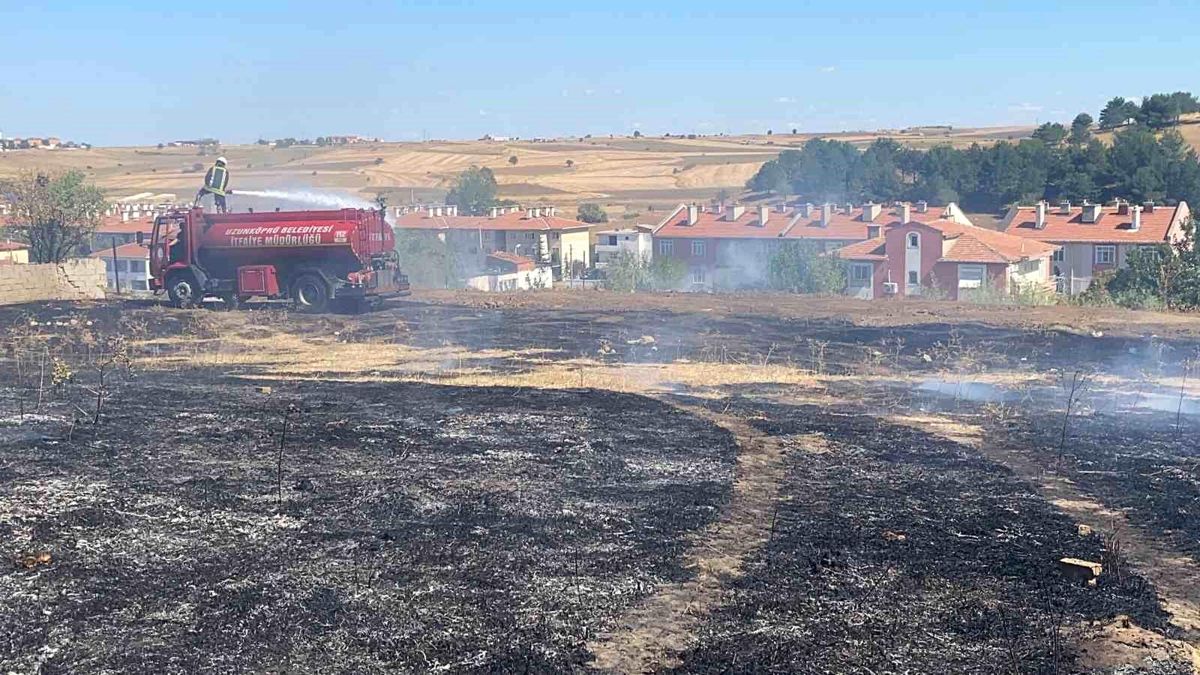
[577,203,609,224]
[1032,122,1068,146]
[508,155,519,166]
[1069,113,1094,144]
[393,229,464,288]
[2,171,106,263]
[1099,97,1138,129]
[604,250,652,291]
[445,166,499,215]
[632,130,642,138]
[766,242,845,293]
[1140,93,1182,129]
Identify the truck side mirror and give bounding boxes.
[136,231,145,245]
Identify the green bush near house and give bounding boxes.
[767,242,845,294]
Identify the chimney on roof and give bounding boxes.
[1117,199,1130,215]
[687,204,700,226]
[1035,201,1047,229]
[898,203,912,225]
[122,211,130,222]
[447,205,458,217]
[820,203,834,227]
[489,206,500,218]
[716,202,724,215]
[1059,200,1071,215]
[843,202,854,214]
[800,202,814,218]
[1082,201,1102,223]
[862,202,882,222]
[728,204,745,221]
[758,204,770,226]
[866,224,882,239]
[548,206,557,217]
[1131,204,1142,231]
[916,200,929,213]
[1143,200,1156,214]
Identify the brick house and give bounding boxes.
[835,217,1057,300]
[782,200,973,250]
[652,203,793,290]
[1001,200,1191,294]
[392,205,591,278]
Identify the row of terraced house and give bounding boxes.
[392,198,1191,299]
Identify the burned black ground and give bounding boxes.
[1,296,1198,673]
[666,396,1173,674]
[0,377,736,672]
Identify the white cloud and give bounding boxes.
[776,96,796,104]
[478,109,489,116]
[820,66,836,73]
[1008,102,1044,113]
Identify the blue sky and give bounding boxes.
[1,0,1196,146]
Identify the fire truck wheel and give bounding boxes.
[219,293,241,311]
[291,274,330,313]
[167,274,198,309]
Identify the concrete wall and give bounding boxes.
[466,266,553,292]
[0,259,107,305]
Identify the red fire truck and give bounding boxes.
[147,207,409,312]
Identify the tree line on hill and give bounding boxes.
[747,91,1200,213]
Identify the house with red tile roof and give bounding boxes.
[0,241,29,264]
[91,215,156,254]
[392,205,591,278]
[89,242,152,294]
[782,200,972,250]
[836,217,1057,300]
[1001,200,1191,294]
[651,200,973,291]
[653,203,792,290]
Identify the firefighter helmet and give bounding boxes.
[215,156,228,166]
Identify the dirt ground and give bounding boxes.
[3,290,1200,673]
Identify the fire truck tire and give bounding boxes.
[218,293,241,311]
[167,273,199,309]
[291,274,330,313]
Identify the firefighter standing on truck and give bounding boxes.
[196,156,231,213]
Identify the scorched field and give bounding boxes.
[3,290,1200,674]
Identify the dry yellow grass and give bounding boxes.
[135,326,824,398]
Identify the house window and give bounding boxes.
[1018,259,1040,274]
[1052,247,1065,262]
[849,263,872,282]
[691,267,706,284]
[132,279,148,291]
[907,232,920,249]
[129,260,146,274]
[958,264,986,289]
[907,270,919,285]
[1094,245,1116,265]
[659,240,674,256]
[607,235,617,246]
[692,240,706,257]
[114,260,128,273]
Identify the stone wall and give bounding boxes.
[0,259,107,305]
